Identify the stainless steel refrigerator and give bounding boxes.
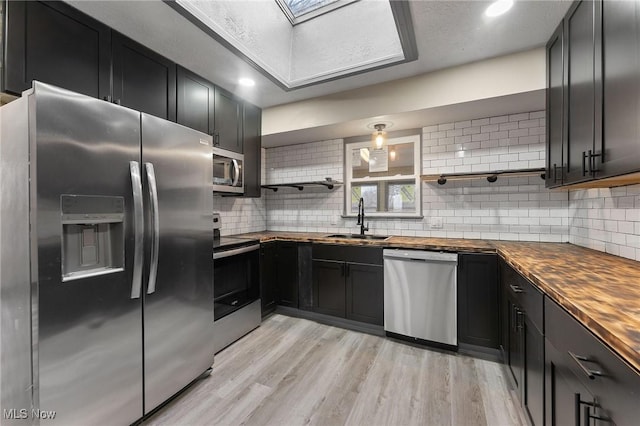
[0,82,214,425]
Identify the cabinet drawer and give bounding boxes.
[502,263,544,333]
[545,297,640,425]
[312,244,382,265]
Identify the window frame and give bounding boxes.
[344,134,422,218]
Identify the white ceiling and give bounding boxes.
[67,0,572,109]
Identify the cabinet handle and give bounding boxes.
[516,309,524,330]
[589,150,601,175]
[568,351,603,380]
[582,151,588,176]
[509,284,523,293]
[345,263,350,277]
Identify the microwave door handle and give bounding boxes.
[129,161,144,299]
[145,163,160,295]
[232,159,240,186]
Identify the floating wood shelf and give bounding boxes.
[261,179,342,192]
[421,168,546,185]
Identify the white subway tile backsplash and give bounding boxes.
[257,109,625,255]
[569,183,640,261]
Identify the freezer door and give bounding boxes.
[33,82,143,425]
[141,114,215,414]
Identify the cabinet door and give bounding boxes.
[276,242,298,308]
[508,300,525,389]
[214,88,242,153]
[545,340,595,426]
[312,260,345,318]
[260,243,277,317]
[346,263,383,325]
[457,253,499,348]
[546,21,566,187]
[524,318,544,426]
[176,66,214,135]
[243,102,262,197]
[601,0,640,178]
[4,1,110,99]
[565,0,601,184]
[112,32,176,121]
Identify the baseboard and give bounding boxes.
[274,306,385,337]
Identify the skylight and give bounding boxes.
[276,0,359,24]
[285,0,338,17]
[172,0,417,89]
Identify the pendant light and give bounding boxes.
[372,123,387,149]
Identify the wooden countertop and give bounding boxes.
[236,231,640,374]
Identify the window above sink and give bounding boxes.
[344,133,422,218]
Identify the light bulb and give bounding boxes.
[390,149,396,161]
[375,133,384,148]
[485,0,513,17]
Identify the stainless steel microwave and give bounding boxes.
[212,147,244,194]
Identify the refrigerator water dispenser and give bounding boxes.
[61,195,125,281]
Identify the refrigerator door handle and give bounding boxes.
[145,162,160,294]
[232,159,240,187]
[130,161,144,299]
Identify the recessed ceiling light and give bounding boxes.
[238,78,255,87]
[485,0,514,17]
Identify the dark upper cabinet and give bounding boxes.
[546,21,566,187]
[176,66,215,135]
[546,0,640,187]
[600,0,640,178]
[3,1,111,99]
[243,102,262,198]
[214,88,242,153]
[345,263,383,326]
[111,32,176,121]
[564,0,602,185]
[457,253,499,348]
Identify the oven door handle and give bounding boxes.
[213,243,260,260]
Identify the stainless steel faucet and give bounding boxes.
[356,197,369,235]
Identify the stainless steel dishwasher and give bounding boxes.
[383,249,458,347]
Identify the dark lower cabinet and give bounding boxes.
[312,260,345,317]
[345,263,383,325]
[312,244,383,326]
[276,242,298,308]
[260,242,277,316]
[111,32,176,121]
[545,296,640,426]
[500,259,545,426]
[457,253,499,348]
[545,339,595,426]
[524,316,545,426]
[3,0,111,98]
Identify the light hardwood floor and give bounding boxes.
[145,314,527,426]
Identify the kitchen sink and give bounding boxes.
[326,234,390,241]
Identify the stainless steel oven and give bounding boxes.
[212,213,260,352]
[212,147,244,194]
